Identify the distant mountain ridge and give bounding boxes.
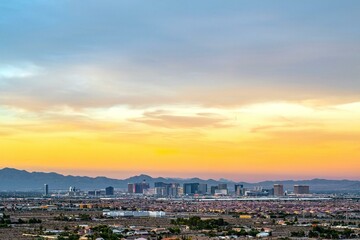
[0,167,359,193]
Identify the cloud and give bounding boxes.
[0,1,359,113]
[0,63,177,110]
[1,59,359,113]
[250,116,324,133]
[132,110,231,128]
[0,129,14,137]
[261,130,360,146]
[0,63,42,79]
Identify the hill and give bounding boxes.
[0,168,359,193]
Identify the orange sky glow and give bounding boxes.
[1,101,359,181]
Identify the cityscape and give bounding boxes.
[1,0,360,239]
[0,170,359,239]
[43,180,310,197]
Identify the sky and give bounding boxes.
[0,0,359,182]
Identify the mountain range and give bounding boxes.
[0,167,359,193]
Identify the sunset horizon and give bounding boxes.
[1,166,359,183]
[1,1,359,182]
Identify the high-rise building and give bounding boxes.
[140,180,150,193]
[154,182,170,188]
[155,187,167,196]
[86,190,105,196]
[235,184,244,196]
[169,183,180,197]
[210,186,218,195]
[216,183,228,195]
[178,187,184,196]
[128,183,134,193]
[294,185,310,194]
[183,183,199,195]
[265,188,274,196]
[128,181,149,194]
[154,182,170,196]
[134,183,143,193]
[274,184,284,196]
[88,190,96,196]
[105,186,114,195]
[68,186,79,196]
[154,182,180,197]
[218,183,228,190]
[198,183,207,194]
[43,184,49,196]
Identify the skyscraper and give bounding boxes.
[105,186,114,195]
[294,185,310,194]
[198,183,208,194]
[274,184,284,196]
[128,181,149,194]
[210,186,218,195]
[215,183,228,195]
[128,183,134,193]
[169,183,180,197]
[140,180,150,193]
[154,182,180,197]
[235,184,244,196]
[183,183,199,195]
[43,184,49,196]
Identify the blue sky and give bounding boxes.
[1,0,359,103]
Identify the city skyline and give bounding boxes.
[1,1,360,181]
[0,167,359,189]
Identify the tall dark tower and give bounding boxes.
[44,184,49,196]
[105,186,114,195]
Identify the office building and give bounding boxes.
[88,190,96,196]
[155,187,167,196]
[87,190,103,196]
[294,185,310,194]
[153,182,179,197]
[198,183,207,194]
[235,184,244,196]
[178,187,183,196]
[128,181,150,194]
[215,183,228,195]
[67,186,81,197]
[154,182,171,196]
[245,190,269,197]
[183,183,199,195]
[266,188,274,196]
[218,183,228,190]
[140,181,150,193]
[169,183,180,197]
[210,186,218,195]
[134,182,148,193]
[128,183,134,194]
[274,184,284,196]
[105,186,114,196]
